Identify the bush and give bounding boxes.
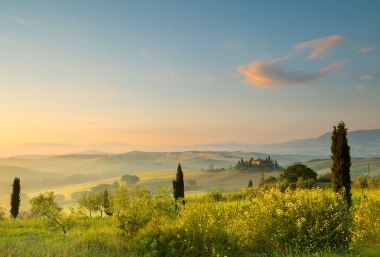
[129,218,182,257]
[352,190,380,246]
[279,164,317,189]
[280,164,317,183]
[184,180,198,190]
[121,175,140,185]
[113,186,175,239]
[296,177,316,189]
[173,201,239,256]
[203,190,225,202]
[0,206,5,219]
[130,202,239,257]
[318,173,333,183]
[233,188,352,253]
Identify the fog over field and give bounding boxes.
[1,136,379,210]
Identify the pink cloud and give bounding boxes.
[238,35,345,88]
[238,59,344,88]
[295,35,344,59]
[318,61,345,74]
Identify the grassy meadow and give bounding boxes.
[0,187,379,257]
[0,152,380,256]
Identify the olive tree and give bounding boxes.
[78,191,102,217]
[30,192,67,235]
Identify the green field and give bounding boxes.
[0,188,379,257]
[304,158,380,176]
[1,154,379,211]
[0,169,281,210]
[1,152,380,256]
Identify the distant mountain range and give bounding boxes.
[189,129,380,158]
[1,129,379,158]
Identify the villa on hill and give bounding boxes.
[235,156,283,172]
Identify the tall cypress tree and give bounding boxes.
[172,163,184,203]
[10,177,21,219]
[247,180,253,188]
[103,189,113,216]
[331,122,352,207]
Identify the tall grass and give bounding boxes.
[0,187,379,257]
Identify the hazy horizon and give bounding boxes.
[0,127,378,158]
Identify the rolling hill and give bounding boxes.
[0,156,379,211]
[0,129,379,159]
[0,151,308,177]
[191,129,380,158]
[304,158,380,177]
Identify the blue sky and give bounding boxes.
[0,1,379,147]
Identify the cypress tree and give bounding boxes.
[103,189,113,216]
[248,180,253,188]
[172,163,184,203]
[10,177,21,219]
[331,122,352,207]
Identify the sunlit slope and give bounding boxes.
[0,165,63,181]
[24,169,281,200]
[0,151,304,207]
[0,165,64,196]
[304,158,380,176]
[0,151,309,177]
[1,154,379,210]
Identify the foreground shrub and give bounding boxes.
[30,192,70,235]
[113,186,175,239]
[128,218,182,257]
[174,200,239,256]
[0,206,5,219]
[129,200,240,257]
[352,190,380,246]
[234,187,351,253]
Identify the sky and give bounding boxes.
[1,0,380,148]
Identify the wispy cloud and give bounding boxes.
[358,47,372,53]
[318,61,345,74]
[5,15,27,26]
[356,84,365,91]
[295,35,344,59]
[140,50,153,59]
[361,75,374,80]
[238,59,344,88]
[238,35,344,88]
